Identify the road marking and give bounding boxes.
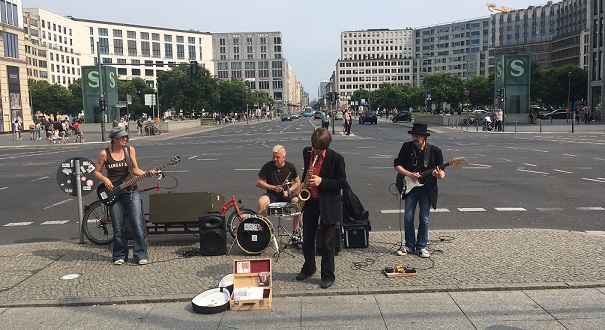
[594,158,605,161]
[532,149,549,153]
[369,156,391,159]
[563,154,577,157]
[537,207,564,211]
[188,156,198,160]
[466,163,492,169]
[370,166,393,169]
[597,177,605,181]
[235,168,259,171]
[381,208,449,214]
[0,186,7,191]
[582,178,605,183]
[523,163,537,167]
[576,207,605,211]
[164,170,190,173]
[497,158,511,162]
[357,147,374,149]
[41,220,70,225]
[458,208,486,212]
[31,176,49,182]
[495,207,527,211]
[44,199,71,209]
[517,169,549,175]
[4,222,33,227]
[553,169,573,174]
[195,159,218,161]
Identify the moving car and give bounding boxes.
[359,110,377,124]
[281,113,292,121]
[291,112,300,119]
[392,111,412,123]
[539,109,569,120]
[314,111,322,119]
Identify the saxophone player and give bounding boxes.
[256,145,302,239]
[296,128,347,289]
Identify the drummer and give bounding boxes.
[256,145,302,240]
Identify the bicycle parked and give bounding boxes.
[144,122,161,136]
[82,171,178,245]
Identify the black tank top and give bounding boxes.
[105,147,135,183]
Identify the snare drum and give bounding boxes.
[267,202,291,216]
[236,215,274,254]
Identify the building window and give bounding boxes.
[164,34,172,42]
[152,42,160,58]
[132,68,140,76]
[99,37,109,55]
[128,40,137,56]
[113,29,122,37]
[117,68,127,75]
[177,44,185,59]
[140,32,149,40]
[127,30,136,39]
[188,36,195,44]
[176,35,184,43]
[145,69,154,76]
[113,39,123,55]
[152,33,160,41]
[141,41,150,57]
[188,45,196,60]
[165,44,173,58]
[98,28,108,36]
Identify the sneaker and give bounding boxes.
[138,259,148,265]
[418,248,430,258]
[113,259,125,265]
[396,246,413,256]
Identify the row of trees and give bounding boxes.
[344,63,587,112]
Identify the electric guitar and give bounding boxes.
[97,156,181,206]
[396,157,467,199]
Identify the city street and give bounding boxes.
[0,118,604,245]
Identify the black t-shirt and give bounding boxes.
[258,161,298,199]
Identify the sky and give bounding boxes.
[23,0,549,99]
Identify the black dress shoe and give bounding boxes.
[320,279,334,289]
[296,272,313,281]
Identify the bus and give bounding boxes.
[303,106,313,117]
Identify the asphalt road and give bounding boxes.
[1,118,604,245]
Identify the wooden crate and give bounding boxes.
[230,258,272,311]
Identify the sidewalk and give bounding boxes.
[0,229,604,328]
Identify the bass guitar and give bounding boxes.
[396,157,467,199]
[97,156,181,206]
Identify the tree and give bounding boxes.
[424,72,465,110]
[117,78,155,118]
[28,79,78,120]
[464,75,492,108]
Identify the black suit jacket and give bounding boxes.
[302,147,347,225]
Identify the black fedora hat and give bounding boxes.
[408,123,430,136]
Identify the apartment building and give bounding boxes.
[211,32,301,112]
[588,0,604,116]
[0,0,31,133]
[414,18,490,86]
[336,28,415,105]
[488,0,587,69]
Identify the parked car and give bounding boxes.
[392,111,412,123]
[281,112,292,121]
[539,109,569,120]
[359,110,378,124]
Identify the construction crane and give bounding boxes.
[486,2,511,13]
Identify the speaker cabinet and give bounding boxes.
[199,213,227,256]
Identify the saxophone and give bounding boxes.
[298,153,320,210]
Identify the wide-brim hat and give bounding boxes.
[108,126,128,139]
[408,123,430,136]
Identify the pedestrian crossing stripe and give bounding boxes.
[494,207,527,211]
[41,220,70,225]
[381,207,605,213]
[4,222,33,227]
[576,207,605,211]
[458,208,486,212]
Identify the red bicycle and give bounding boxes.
[81,171,177,245]
[221,196,256,238]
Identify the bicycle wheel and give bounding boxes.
[227,208,256,238]
[152,126,161,135]
[82,200,114,245]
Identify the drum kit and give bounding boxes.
[231,181,302,258]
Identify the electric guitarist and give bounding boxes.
[393,123,445,258]
[93,126,156,266]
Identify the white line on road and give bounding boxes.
[563,154,577,157]
[532,149,549,153]
[517,169,549,175]
[0,187,7,191]
[381,208,450,214]
[497,158,511,162]
[537,207,564,211]
[594,158,605,161]
[466,163,492,168]
[41,220,70,225]
[31,176,49,182]
[235,169,259,171]
[582,178,605,183]
[370,167,393,169]
[188,156,198,160]
[458,208,486,212]
[369,156,391,159]
[44,199,71,209]
[597,177,605,181]
[553,169,573,174]
[357,147,374,149]
[164,170,190,173]
[4,222,33,227]
[495,207,527,211]
[523,163,537,167]
[576,207,605,211]
[195,159,218,161]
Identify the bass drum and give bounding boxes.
[236,215,274,254]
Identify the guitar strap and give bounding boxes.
[424,143,432,169]
[123,146,132,172]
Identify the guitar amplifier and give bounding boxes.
[342,223,369,248]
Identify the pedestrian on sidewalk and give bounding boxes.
[393,123,445,258]
[93,126,155,265]
[344,109,352,135]
[13,119,22,140]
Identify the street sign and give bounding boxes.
[144,94,156,106]
[426,93,432,101]
[127,94,132,105]
[116,101,127,108]
[56,157,98,197]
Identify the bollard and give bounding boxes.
[515,121,518,133]
[476,120,479,132]
[540,119,542,133]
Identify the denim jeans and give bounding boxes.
[404,185,430,251]
[109,189,148,262]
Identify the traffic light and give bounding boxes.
[190,61,199,76]
[98,98,107,112]
[496,89,501,98]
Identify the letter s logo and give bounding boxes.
[496,61,503,78]
[510,60,525,77]
[108,72,116,88]
[87,71,99,88]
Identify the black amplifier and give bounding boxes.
[342,223,369,248]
